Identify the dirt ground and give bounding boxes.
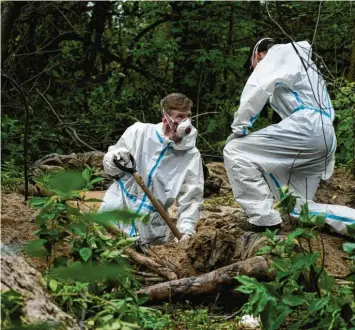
[150,165,354,278]
[1,165,354,278]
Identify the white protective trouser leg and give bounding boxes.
[224,112,355,235]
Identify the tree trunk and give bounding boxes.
[138,256,272,302]
[1,244,80,329]
[1,2,26,65]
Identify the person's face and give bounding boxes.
[252,51,267,69]
[162,107,192,141]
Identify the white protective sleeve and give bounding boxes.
[176,152,204,235]
[231,44,301,137]
[102,124,139,177]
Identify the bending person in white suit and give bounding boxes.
[224,37,355,235]
[100,93,204,245]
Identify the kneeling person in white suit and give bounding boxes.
[224,38,355,235]
[99,93,204,245]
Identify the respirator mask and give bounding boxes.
[164,112,192,138]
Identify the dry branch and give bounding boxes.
[137,256,272,302]
[124,247,178,281]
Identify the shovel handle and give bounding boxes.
[133,172,182,240]
[113,153,182,240]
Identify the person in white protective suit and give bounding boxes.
[99,93,204,246]
[224,37,355,235]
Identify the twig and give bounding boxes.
[38,90,98,151]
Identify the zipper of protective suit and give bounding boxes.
[129,142,172,236]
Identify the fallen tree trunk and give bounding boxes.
[1,244,80,329]
[137,256,272,302]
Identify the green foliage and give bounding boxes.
[21,169,171,329]
[236,187,355,329]
[1,159,23,193]
[333,80,355,170]
[2,1,354,168]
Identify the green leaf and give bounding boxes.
[79,247,92,262]
[51,262,130,282]
[87,177,105,186]
[309,297,330,312]
[282,294,306,307]
[29,197,49,208]
[343,242,355,255]
[82,209,141,226]
[82,168,91,181]
[347,224,355,237]
[48,170,86,193]
[318,270,335,291]
[49,279,58,292]
[289,320,302,330]
[27,239,48,248]
[269,308,291,330]
[69,222,87,237]
[291,252,319,271]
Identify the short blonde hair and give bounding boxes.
[160,93,193,115]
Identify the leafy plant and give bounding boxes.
[24,169,170,329]
[235,187,355,330]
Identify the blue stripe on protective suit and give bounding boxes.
[291,210,355,224]
[269,173,355,224]
[130,142,172,236]
[275,82,332,118]
[117,179,156,212]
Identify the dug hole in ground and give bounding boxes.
[2,161,354,311]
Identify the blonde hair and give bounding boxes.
[160,93,193,115]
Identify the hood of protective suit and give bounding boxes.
[155,122,198,151]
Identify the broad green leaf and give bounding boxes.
[309,297,330,312]
[291,252,319,271]
[82,168,91,181]
[289,320,302,330]
[49,279,58,292]
[269,308,291,330]
[82,209,141,226]
[343,242,355,255]
[79,247,92,262]
[69,222,88,237]
[51,262,130,282]
[27,239,48,248]
[48,170,86,193]
[318,270,335,291]
[282,294,306,306]
[26,239,49,257]
[29,197,49,208]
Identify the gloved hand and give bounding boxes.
[174,234,191,243]
[113,149,131,167]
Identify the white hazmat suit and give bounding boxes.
[99,122,204,245]
[224,41,355,235]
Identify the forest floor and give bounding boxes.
[2,164,354,279]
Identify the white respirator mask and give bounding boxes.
[164,112,192,138]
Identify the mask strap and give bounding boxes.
[164,112,176,131]
[250,37,274,67]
